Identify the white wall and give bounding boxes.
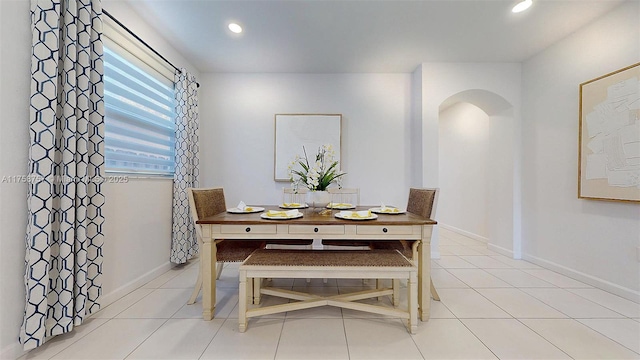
[438,103,489,239]
[198,73,414,208]
[521,0,640,300]
[0,1,200,358]
[0,2,32,359]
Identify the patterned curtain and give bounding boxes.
[21,0,105,350]
[171,69,200,264]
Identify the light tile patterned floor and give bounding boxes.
[19,228,640,359]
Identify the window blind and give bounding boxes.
[103,17,176,176]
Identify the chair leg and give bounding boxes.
[239,270,248,332]
[430,277,440,301]
[376,279,384,302]
[392,279,400,306]
[216,262,224,280]
[408,272,417,334]
[187,259,204,305]
[253,277,262,304]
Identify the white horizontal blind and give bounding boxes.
[103,18,176,175]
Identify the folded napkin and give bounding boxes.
[235,201,255,212]
[339,210,372,218]
[380,202,399,213]
[282,202,301,207]
[266,209,300,217]
[329,202,352,208]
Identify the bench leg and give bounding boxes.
[239,270,248,332]
[408,272,417,334]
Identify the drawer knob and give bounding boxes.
[245,227,251,232]
[383,228,388,233]
[314,227,319,233]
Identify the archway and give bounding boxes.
[437,89,520,258]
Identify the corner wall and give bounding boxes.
[416,62,523,256]
[521,0,640,300]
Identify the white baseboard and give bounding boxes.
[438,225,638,302]
[522,253,640,303]
[95,261,174,314]
[2,261,174,360]
[1,341,24,360]
[487,243,514,258]
[439,224,489,243]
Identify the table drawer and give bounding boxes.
[288,225,345,235]
[220,225,277,234]
[356,225,415,235]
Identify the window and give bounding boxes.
[103,16,176,176]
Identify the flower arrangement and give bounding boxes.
[288,144,345,191]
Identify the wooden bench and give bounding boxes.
[238,249,418,333]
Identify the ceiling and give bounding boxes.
[119,0,624,73]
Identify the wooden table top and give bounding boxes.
[197,206,437,226]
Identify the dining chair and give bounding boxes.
[265,188,314,249]
[322,187,370,249]
[282,187,308,206]
[327,187,360,208]
[186,187,266,305]
[371,187,440,301]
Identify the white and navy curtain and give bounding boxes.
[21,0,105,350]
[170,69,200,264]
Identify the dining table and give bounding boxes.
[196,205,437,321]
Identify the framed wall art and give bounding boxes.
[274,114,342,181]
[578,62,640,202]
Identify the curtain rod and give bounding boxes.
[102,9,200,88]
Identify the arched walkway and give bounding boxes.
[437,89,520,258]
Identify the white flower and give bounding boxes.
[288,144,346,191]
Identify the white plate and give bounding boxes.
[326,203,356,210]
[279,203,309,209]
[227,206,265,214]
[369,207,406,215]
[260,212,304,220]
[335,212,378,221]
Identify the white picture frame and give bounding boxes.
[274,114,342,181]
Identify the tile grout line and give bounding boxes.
[573,318,640,355]
[122,318,172,360]
[514,318,575,359]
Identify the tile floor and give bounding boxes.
[19,228,640,359]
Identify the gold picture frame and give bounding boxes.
[578,62,640,202]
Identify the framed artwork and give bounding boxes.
[578,62,640,202]
[274,114,342,181]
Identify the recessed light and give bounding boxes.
[512,0,532,13]
[228,23,243,34]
